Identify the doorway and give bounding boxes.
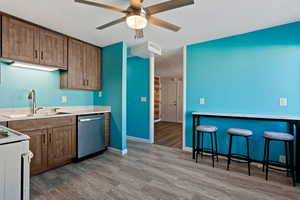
[153,48,184,149]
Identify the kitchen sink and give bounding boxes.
[2,112,70,119]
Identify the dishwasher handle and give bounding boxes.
[79,117,102,122]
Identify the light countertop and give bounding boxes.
[0,106,111,122]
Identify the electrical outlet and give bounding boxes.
[279,155,286,164]
[98,91,102,97]
[61,96,67,104]
[279,97,287,107]
[199,98,205,105]
[140,97,147,102]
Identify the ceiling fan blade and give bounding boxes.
[146,0,194,15]
[130,0,143,8]
[75,0,126,13]
[96,17,126,30]
[148,16,181,32]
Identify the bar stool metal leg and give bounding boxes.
[285,141,289,176]
[196,132,200,163]
[288,141,296,186]
[263,139,267,172]
[201,133,204,157]
[227,135,233,170]
[265,139,270,181]
[210,133,215,168]
[214,132,219,162]
[246,136,251,176]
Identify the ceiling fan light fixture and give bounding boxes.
[126,9,148,29]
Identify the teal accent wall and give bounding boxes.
[186,22,300,162]
[0,64,95,108]
[127,56,150,140]
[94,42,127,151]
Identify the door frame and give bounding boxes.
[149,46,186,149]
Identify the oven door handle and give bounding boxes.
[21,151,33,200]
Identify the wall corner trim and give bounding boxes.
[107,147,128,156]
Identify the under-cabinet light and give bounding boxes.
[12,62,59,72]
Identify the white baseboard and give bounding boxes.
[108,147,128,156]
[182,146,192,152]
[127,136,152,143]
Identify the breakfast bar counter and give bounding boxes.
[192,112,300,183]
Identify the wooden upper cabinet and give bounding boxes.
[61,38,101,91]
[1,16,68,69]
[61,38,85,89]
[39,29,68,69]
[85,44,101,90]
[2,16,39,64]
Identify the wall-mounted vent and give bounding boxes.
[129,41,162,58]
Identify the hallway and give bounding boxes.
[154,121,182,149]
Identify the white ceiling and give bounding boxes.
[0,0,300,50]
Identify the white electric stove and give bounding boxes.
[0,125,32,200]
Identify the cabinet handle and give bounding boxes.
[86,80,89,86]
[41,51,44,60]
[34,50,38,59]
[43,134,46,144]
[49,133,52,144]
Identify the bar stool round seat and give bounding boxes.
[227,128,253,137]
[196,125,218,133]
[263,131,294,141]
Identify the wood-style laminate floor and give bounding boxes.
[31,140,300,200]
[154,121,182,149]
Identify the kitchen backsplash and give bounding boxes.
[0,63,96,108]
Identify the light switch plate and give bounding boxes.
[62,96,67,104]
[279,97,287,107]
[98,91,102,97]
[279,155,286,164]
[140,97,147,102]
[199,98,205,105]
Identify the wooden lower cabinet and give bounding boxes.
[8,116,76,175]
[47,126,76,169]
[0,121,7,127]
[24,129,48,175]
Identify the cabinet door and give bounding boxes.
[39,29,68,69]
[2,16,39,63]
[0,122,7,127]
[24,129,48,175]
[67,39,85,89]
[85,44,101,90]
[47,126,76,168]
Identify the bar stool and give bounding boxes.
[227,128,252,176]
[262,131,295,186]
[195,125,218,167]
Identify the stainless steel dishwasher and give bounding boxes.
[77,114,105,159]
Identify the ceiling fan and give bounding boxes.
[75,0,194,39]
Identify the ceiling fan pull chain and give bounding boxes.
[135,29,144,39]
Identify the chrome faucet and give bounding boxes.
[28,89,43,114]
